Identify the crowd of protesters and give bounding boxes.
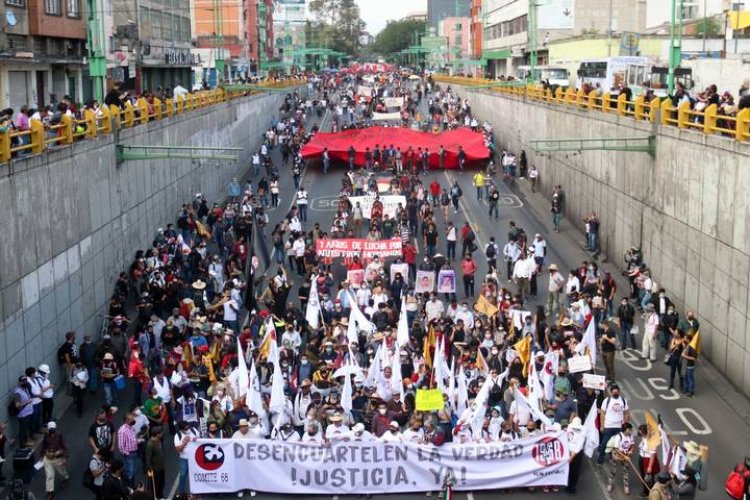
[0,70,714,500]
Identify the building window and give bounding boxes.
[45,0,62,15]
[162,13,171,40]
[172,15,180,41]
[5,0,24,7]
[151,10,161,40]
[181,17,190,42]
[66,0,79,17]
[140,7,151,39]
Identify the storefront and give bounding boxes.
[140,46,194,93]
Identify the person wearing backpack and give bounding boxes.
[597,384,630,465]
[450,182,462,214]
[726,456,750,499]
[484,237,499,273]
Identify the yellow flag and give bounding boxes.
[474,295,499,318]
[476,347,489,375]
[644,411,661,451]
[195,220,212,240]
[514,336,531,377]
[689,330,701,355]
[423,326,436,368]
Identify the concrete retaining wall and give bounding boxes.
[0,91,289,416]
[458,85,750,396]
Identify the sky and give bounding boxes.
[356,0,427,35]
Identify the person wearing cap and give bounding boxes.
[70,360,89,417]
[605,422,634,495]
[35,364,55,425]
[565,416,586,493]
[547,264,565,317]
[642,303,659,362]
[648,472,672,500]
[380,421,402,443]
[100,352,121,406]
[41,421,69,497]
[325,412,350,442]
[348,422,375,442]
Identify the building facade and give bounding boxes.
[428,0,469,30]
[482,0,647,78]
[439,16,471,65]
[112,0,193,93]
[0,0,86,109]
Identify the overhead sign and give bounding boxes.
[187,435,570,495]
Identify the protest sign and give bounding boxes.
[357,85,373,97]
[383,97,404,108]
[316,239,403,260]
[347,270,365,288]
[390,263,409,283]
[348,195,406,219]
[567,355,593,374]
[582,373,606,391]
[437,269,456,294]
[415,389,444,411]
[415,270,435,293]
[373,112,402,121]
[187,433,570,495]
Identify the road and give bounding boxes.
[12,85,750,500]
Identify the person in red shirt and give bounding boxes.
[461,255,477,297]
[429,180,441,206]
[403,241,417,281]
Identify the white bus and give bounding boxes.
[574,56,651,92]
[516,65,571,87]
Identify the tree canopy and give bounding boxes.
[308,0,365,57]
[371,19,427,61]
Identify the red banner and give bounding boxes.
[316,238,403,259]
[300,127,490,169]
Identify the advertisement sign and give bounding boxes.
[348,195,406,220]
[538,0,574,30]
[187,434,570,495]
[316,238,403,260]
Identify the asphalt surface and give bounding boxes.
[9,84,750,500]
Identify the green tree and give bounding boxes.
[696,17,721,38]
[371,19,427,61]
[309,0,365,58]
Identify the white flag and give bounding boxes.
[582,404,600,458]
[364,344,382,388]
[434,337,446,393]
[396,296,409,347]
[575,318,598,368]
[541,351,559,402]
[306,275,321,330]
[391,343,403,396]
[346,309,359,345]
[514,385,552,427]
[268,339,286,429]
[348,291,376,334]
[470,378,493,437]
[456,365,468,415]
[246,357,264,417]
[341,361,353,416]
[236,339,249,399]
[447,356,456,410]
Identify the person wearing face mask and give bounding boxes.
[616,297,636,349]
[325,412,350,442]
[605,422,635,494]
[41,421,69,497]
[370,401,391,437]
[246,412,267,439]
[661,302,680,350]
[116,411,140,488]
[292,379,313,435]
[380,421,402,442]
[70,361,89,417]
[425,293,445,323]
[597,384,631,465]
[301,422,324,444]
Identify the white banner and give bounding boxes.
[383,97,404,108]
[358,85,374,97]
[348,195,406,219]
[187,434,570,495]
[373,111,402,121]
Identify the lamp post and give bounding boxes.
[528,0,539,81]
[668,0,684,94]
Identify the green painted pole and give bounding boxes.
[668,0,684,94]
[85,0,106,101]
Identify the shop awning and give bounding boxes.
[730,10,750,30]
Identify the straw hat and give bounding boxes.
[330,413,343,422]
[192,280,207,290]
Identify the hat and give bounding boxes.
[353,423,365,433]
[47,421,57,430]
[534,351,545,358]
[549,264,558,271]
[192,280,207,290]
[561,318,573,327]
[646,303,655,311]
[657,472,671,484]
[103,353,114,361]
[239,419,250,427]
[683,441,701,456]
[330,413,343,422]
[389,421,399,428]
[300,379,312,388]
[568,417,583,431]
[38,364,50,374]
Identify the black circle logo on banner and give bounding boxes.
[195,443,225,471]
[531,436,565,467]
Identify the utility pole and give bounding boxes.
[85,0,107,101]
[607,0,613,56]
[213,0,225,82]
[668,0,684,94]
[528,0,539,81]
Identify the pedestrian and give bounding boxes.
[637,424,661,495]
[617,298,636,349]
[642,303,659,362]
[583,211,600,251]
[460,222,476,257]
[649,472,672,500]
[484,237,499,273]
[682,333,698,397]
[547,264,565,317]
[11,376,35,447]
[472,171,485,200]
[41,421,69,498]
[605,422,634,495]
[85,448,107,500]
[488,186,500,219]
[551,192,563,232]
[597,384,630,465]
[458,146,466,170]
[101,460,128,500]
[89,409,116,460]
[725,456,750,500]
[117,411,139,488]
[36,364,54,425]
[600,320,617,381]
[145,427,165,499]
[445,221,457,262]
[461,255,476,298]
[528,164,539,192]
[450,182,462,214]
[295,186,308,222]
[566,417,585,494]
[71,360,89,416]
[174,421,199,497]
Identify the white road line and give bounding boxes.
[467,492,475,500]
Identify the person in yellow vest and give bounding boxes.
[473,171,485,201]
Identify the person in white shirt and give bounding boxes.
[173,84,188,99]
[401,420,425,444]
[380,421,402,442]
[488,407,504,441]
[454,303,474,332]
[36,364,54,424]
[642,304,659,362]
[348,423,375,442]
[300,422,325,444]
[503,240,521,282]
[174,421,199,496]
[281,325,302,353]
[597,384,630,464]
[292,236,306,277]
[605,422,635,495]
[271,423,301,442]
[245,413,267,439]
[325,413,350,442]
[425,294,445,323]
[532,234,547,271]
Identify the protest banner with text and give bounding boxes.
[187,434,570,495]
[316,238,403,260]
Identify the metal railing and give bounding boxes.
[0,79,305,163]
[432,75,750,143]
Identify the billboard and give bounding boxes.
[275,0,306,23]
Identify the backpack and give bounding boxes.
[485,244,497,259]
[725,465,750,500]
[57,344,68,364]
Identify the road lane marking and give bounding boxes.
[676,408,713,435]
